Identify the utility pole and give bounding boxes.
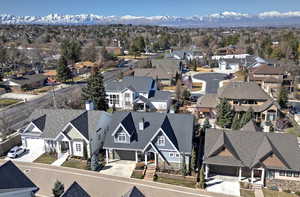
[52,84,57,109]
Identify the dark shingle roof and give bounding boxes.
[204,129,300,171]
[240,120,262,132]
[26,109,109,140]
[251,64,285,75]
[105,76,155,92]
[149,91,172,102]
[217,82,270,100]
[104,112,194,153]
[122,186,145,197]
[9,74,47,86]
[0,161,38,192]
[61,182,90,197]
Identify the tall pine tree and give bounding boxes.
[231,113,241,130]
[56,56,72,83]
[82,68,108,111]
[239,107,254,128]
[216,98,234,128]
[278,86,288,109]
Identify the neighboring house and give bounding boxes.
[197,82,280,130]
[134,59,181,86]
[122,186,145,197]
[103,112,194,171]
[61,182,90,197]
[0,161,39,197]
[217,58,241,73]
[72,61,98,75]
[212,54,249,60]
[249,64,294,96]
[20,103,112,159]
[168,50,203,60]
[203,128,300,191]
[4,74,47,92]
[105,76,161,111]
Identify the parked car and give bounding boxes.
[7,146,26,158]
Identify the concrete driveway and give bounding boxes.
[100,160,136,178]
[206,177,240,196]
[5,148,44,163]
[193,73,227,94]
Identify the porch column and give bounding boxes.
[68,141,72,155]
[261,168,265,185]
[144,153,148,165]
[205,164,209,179]
[56,142,61,157]
[251,169,254,184]
[106,149,109,164]
[135,151,138,163]
[154,153,157,167]
[239,167,242,181]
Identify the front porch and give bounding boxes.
[205,164,265,185]
[105,149,159,167]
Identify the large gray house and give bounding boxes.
[20,103,111,159]
[105,76,172,112]
[203,127,300,190]
[103,112,194,170]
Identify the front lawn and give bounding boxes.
[0,98,21,108]
[240,189,255,197]
[154,177,196,189]
[62,158,90,170]
[263,189,297,197]
[34,153,57,164]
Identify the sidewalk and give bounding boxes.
[51,153,69,166]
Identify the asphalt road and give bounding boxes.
[0,161,232,197]
[193,73,227,94]
[0,63,134,131]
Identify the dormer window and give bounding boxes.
[118,132,126,143]
[158,136,165,146]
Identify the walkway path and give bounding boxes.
[51,153,69,166]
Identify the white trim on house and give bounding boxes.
[144,142,167,163]
[145,128,180,154]
[111,123,132,137]
[60,122,89,143]
[23,122,43,133]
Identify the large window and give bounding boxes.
[158,136,165,146]
[117,133,126,142]
[109,94,119,105]
[75,143,81,152]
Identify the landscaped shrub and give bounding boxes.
[295,191,300,196]
[283,189,291,193]
[135,162,145,170]
[131,170,144,179]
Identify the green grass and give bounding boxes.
[131,170,144,179]
[34,153,57,164]
[62,158,89,170]
[285,127,300,137]
[0,99,21,108]
[240,189,255,197]
[263,189,297,197]
[155,177,196,189]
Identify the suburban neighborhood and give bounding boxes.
[1,2,300,197]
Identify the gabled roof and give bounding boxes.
[8,74,47,86]
[104,112,194,154]
[240,120,262,132]
[122,186,145,197]
[204,129,300,171]
[217,82,270,100]
[61,182,90,197]
[0,161,38,192]
[105,76,155,92]
[251,64,285,75]
[26,109,109,140]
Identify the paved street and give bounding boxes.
[0,64,134,131]
[0,161,233,197]
[193,73,227,94]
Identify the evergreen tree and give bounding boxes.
[278,86,288,109]
[239,107,254,128]
[56,56,72,83]
[202,118,211,131]
[181,153,187,176]
[199,167,205,189]
[231,113,241,130]
[216,98,234,128]
[191,148,197,172]
[52,180,64,197]
[61,39,81,64]
[175,80,182,101]
[82,68,108,111]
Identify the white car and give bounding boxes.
[7,146,26,158]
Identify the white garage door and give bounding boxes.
[25,138,45,151]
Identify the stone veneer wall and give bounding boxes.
[266,179,300,192]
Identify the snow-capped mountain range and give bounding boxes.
[1,11,300,27]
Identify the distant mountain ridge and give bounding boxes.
[1,11,300,27]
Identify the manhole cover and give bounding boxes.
[24,169,31,173]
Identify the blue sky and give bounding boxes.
[1,0,300,16]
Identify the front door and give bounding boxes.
[61,141,69,153]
